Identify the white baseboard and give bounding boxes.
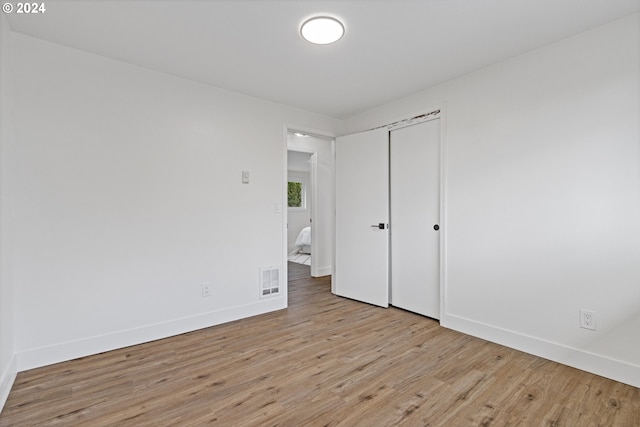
[313,266,332,277]
[17,298,285,372]
[0,354,17,413]
[441,313,640,388]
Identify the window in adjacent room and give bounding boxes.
[288,179,306,210]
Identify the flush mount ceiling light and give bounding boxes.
[300,16,345,45]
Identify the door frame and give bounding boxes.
[438,107,448,323]
[283,124,336,283]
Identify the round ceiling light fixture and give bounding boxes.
[300,16,345,45]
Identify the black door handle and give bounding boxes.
[371,223,386,229]
[433,224,439,231]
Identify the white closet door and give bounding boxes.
[335,128,389,307]
[390,119,440,318]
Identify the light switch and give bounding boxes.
[242,170,250,184]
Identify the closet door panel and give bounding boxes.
[390,119,440,318]
[335,128,389,307]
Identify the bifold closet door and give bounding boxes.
[334,128,389,308]
[390,119,440,318]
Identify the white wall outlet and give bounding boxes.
[242,170,250,184]
[580,308,596,330]
[202,282,211,297]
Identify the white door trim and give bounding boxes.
[438,105,448,322]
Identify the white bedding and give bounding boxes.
[294,226,311,248]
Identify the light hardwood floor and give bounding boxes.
[1,263,638,426]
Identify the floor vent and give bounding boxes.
[260,267,280,298]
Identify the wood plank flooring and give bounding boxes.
[1,262,638,426]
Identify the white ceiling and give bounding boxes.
[6,0,639,119]
[288,150,312,173]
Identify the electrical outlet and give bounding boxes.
[580,309,596,330]
[202,282,211,297]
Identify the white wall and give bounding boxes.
[9,33,340,370]
[288,134,334,276]
[0,14,16,410]
[344,14,640,387]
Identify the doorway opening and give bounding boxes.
[285,129,335,281]
[287,149,313,270]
